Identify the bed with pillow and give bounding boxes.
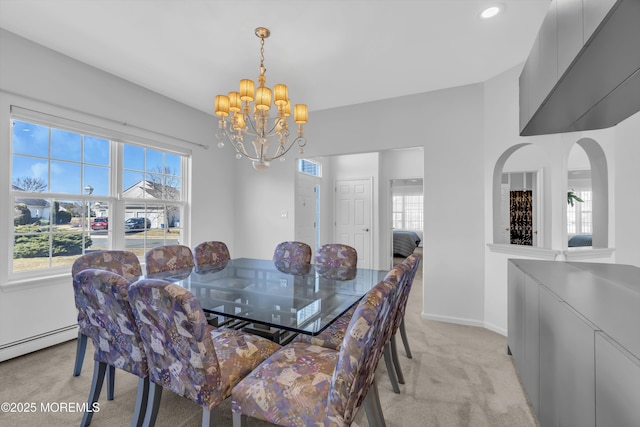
[568,234,592,247]
[393,230,421,257]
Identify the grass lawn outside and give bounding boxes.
[12,227,181,272]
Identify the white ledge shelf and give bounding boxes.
[563,247,615,261]
[487,244,561,260]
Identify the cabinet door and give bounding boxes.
[595,332,640,427]
[508,263,525,361]
[522,275,540,411]
[539,286,596,427]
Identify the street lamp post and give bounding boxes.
[85,185,93,229]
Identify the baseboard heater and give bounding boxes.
[0,325,78,361]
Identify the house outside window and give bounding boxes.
[10,113,189,275]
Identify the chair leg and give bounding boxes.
[81,360,107,427]
[364,379,386,427]
[142,383,163,427]
[73,332,88,376]
[131,377,149,427]
[106,365,116,400]
[390,334,405,384]
[202,408,216,427]
[383,344,401,394]
[399,318,413,358]
[232,411,245,427]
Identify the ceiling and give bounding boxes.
[0,0,551,115]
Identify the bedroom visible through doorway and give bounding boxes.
[391,178,423,261]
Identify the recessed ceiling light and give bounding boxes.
[480,5,503,19]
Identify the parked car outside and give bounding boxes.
[124,217,151,231]
[91,217,108,230]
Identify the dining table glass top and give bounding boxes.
[145,258,387,336]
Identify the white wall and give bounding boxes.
[483,63,639,335]
[613,111,640,266]
[0,29,235,359]
[231,155,297,259]
[275,84,488,328]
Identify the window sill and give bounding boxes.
[563,247,615,261]
[487,243,561,260]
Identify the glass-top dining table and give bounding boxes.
[145,258,387,341]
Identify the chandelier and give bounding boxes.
[214,27,308,171]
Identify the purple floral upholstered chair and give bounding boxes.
[292,262,409,393]
[315,243,357,268]
[127,279,281,427]
[391,253,422,365]
[71,251,142,383]
[144,244,194,275]
[194,241,230,269]
[272,241,312,264]
[73,269,148,427]
[231,278,396,427]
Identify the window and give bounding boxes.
[10,114,188,275]
[122,145,184,256]
[567,190,592,234]
[391,180,423,231]
[298,158,321,177]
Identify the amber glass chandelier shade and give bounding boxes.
[215,95,230,117]
[255,86,272,111]
[274,84,288,106]
[228,92,242,112]
[239,79,255,102]
[294,104,308,124]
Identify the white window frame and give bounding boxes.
[8,106,191,280]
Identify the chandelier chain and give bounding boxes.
[259,35,265,72]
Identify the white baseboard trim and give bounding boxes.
[421,313,507,337]
[0,325,77,362]
[483,321,507,337]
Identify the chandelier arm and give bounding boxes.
[264,135,307,162]
[219,127,261,162]
[243,113,261,137]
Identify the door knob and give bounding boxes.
[363,228,369,232]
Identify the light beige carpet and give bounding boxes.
[0,252,538,426]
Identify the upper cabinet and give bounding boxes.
[519,0,640,136]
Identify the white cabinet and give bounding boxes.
[508,260,640,427]
[539,286,596,427]
[595,332,640,427]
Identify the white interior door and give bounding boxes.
[334,178,372,268]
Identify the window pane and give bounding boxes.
[12,155,49,191]
[146,149,163,173]
[123,144,144,170]
[123,171,145,195]
[13,196,50,227]
[124,203,181,256]
[14,234,51,271]
[164,176,181,201]
[144,173,162,198]
[165,153,181,176]
[84,136,110,166]
[12,120,49,157]
[84,165,110,196]
[50,161,81,193]
[51,128,81,162]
